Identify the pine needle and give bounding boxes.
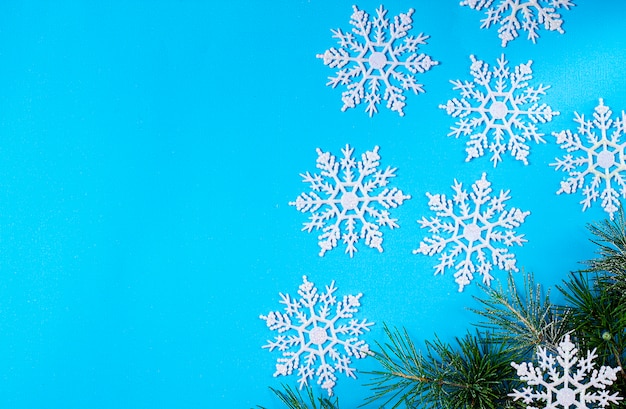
[557,272,626,374]
[471,272,569,356]
[584,206,626,303]
[256,384,339,409]
[363,324,518,409]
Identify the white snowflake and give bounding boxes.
[440,54,559,167]
[316,5,438,117]
[551,99,626,220]
[260,276,374,396]
[413,173,529,292]
[510,334,623,409]
[460,0,575,47]
[290,144,410,257]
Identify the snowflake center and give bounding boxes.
[368,51,388,70]
[463,223,482,242]
[340,191,360,210]
[489,101,508,120]
[309,326,329,345]
[556,386,576,407]
[597,149,616,170]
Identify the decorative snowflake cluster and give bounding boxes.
[290,145,411,257]
[551,99,626,220]
[460,0,576,47]
[413,173,529,292]
[260,276,373,396]
[440,54,559,167]
[510,334,623,409]
[317,5,438,117]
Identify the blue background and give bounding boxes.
[0,1,624,407]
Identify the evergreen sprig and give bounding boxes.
[584,206,626,302]
[572,206,626,402]
[363,324,518,409]
[256,384,339,409]
[471,272,569,356]
[557,271,626,394]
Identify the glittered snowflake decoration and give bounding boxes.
[413,173,529,292]
[510,334,623,409]
[290,144,411,257]
[440,54,559,167]
[260,276,374,396]
[551,99,626,220]
[316,5,438,117]
[460,0,575,47]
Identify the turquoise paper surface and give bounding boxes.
[0,1,625,407]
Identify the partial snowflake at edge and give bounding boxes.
[460,0,576,47]
[290,144,411,257]
[551,99,626,220]
[260,276,374,396]
[317,5,439,116]
[413,173,530,292]
[440,53,559,167]
[510,334,623,409]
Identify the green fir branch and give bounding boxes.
[584,206,626,303]
[364,324,519,409]
[256,384,339,409]
[471,272,570,356]
[557,272,626,376]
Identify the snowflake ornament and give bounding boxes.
[290,144,411,257]
[551,99,626,220]
[260,276,374,396]
[316,5,438,117]
[413,173,529,292]
[440,54,559,167]
[510,334,623,409]
[460,0,575,47]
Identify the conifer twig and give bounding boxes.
[584,206,626,303]
[557,272,626,378]
[256,384,339,409]
[471,272,569,356]
[363,324,518,409]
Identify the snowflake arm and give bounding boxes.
[414,173,529,292]
[461,0,576,47]
[551,99,626,220]
[317,5,438,116]
[290,145,410,257]
[260,276,374,396]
